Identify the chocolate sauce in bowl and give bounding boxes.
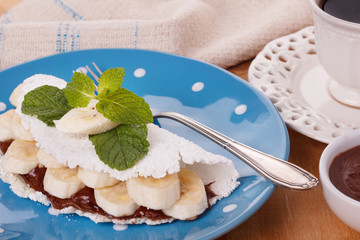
[329,145,360,201]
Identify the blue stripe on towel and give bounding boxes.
[74,25,80,50]
[70,24,80,51]
[0,12,13,24]
[53,0,85,21]
[56,22,63,53]
[57,22,80,52]
[134,20,138,48]
[70,26,74,51]
[62,23,70,52]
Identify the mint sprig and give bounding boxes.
[97,88,153,125]
[97,68,125,96]
[21,85,73,127]
[63,72,96,108]
[63,68,153,125]
[21,68,152,171]
[89,124,149,171]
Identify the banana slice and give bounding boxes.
[0,109,15,141]
[77,168,120,188]
[1,139,39,174]
[37,148,65,169]
[10,111,34,141]
[94,182,139,217]
[9,83,24,107]
[126,173,180,210]
[162,168,208,220]
[54,99,119,135]
[43,167,85,199]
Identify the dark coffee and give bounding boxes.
[322,0,360,24]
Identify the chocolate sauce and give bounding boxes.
[22,167,46,192]
[329,145,360,201]
[21,167,168,221]
[0,140,14,154]
[322,0,360,24]
[205,182,217,208]
[51,187,106,214]
[21,167,214,221]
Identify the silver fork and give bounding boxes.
[85,62,318,190]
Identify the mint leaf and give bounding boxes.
[89,124,149,170]
[63,72,96,107]
[60,67,152,126]
[97,88,153,125]
[98,68,125,97]
[22,85,73,127]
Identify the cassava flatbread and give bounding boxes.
[0,74,240,224]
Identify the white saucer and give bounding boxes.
[248,26,359,144]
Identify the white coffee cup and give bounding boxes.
[309,0,360,108]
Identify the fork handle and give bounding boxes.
[154,112,318,190]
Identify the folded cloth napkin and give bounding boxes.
[0,0,313,71]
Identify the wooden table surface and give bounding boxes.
[1,1,360,239]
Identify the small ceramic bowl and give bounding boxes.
[319,128,360,231]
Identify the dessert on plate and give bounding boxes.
[0,68,239,225]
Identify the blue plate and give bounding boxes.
[0,49,289,240]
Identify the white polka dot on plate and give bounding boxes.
[0,102,6,112]
[235,104,247,115]
[113,224,128,231]
[134,68,146,78]
[223,204,237,213]
[192,82,204,92]
[0,228,4,234]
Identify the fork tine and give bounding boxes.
[86,65,100,82]
[92,62,103,75]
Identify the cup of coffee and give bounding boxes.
[309,0,360,108]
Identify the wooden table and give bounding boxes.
[1,1,360,239]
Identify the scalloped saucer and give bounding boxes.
[248,26,359,144]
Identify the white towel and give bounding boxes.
[0,0,313,70]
